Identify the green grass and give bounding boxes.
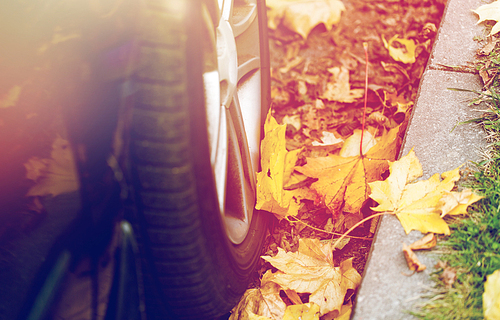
[413,89,500,320]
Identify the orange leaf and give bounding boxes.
[402,243,426,272]
[408,233,437,251]
[296,127,400,215]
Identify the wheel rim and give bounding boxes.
[202,0,262,245]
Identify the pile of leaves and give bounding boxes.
[227,0,493,319]
[261,0,446,265]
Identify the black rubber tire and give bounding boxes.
[127,1,270,319]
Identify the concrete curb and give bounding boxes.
[352,0,487,319]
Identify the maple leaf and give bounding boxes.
[261,238,361,316]
[230,271,286,320]
[382,35,417,64]
[25,136,79,197]
[473,1,500,36]
[320,67,364,103]
[368,149,483,235]
[437,189,484,217]
[296,127,400,214]
[256,111,315,219]
[483,269,500,320]
[283,303,320,320]
[267,0,345,39]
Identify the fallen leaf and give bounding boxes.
[283,289,302,305]
[478,37,500,56]
[256,111,309,218]
[296,127,399,214]
[483,269,500,320]
[440,263,457,289]
[367,111,389,128]
[283,302,320,320]
[230,271,287,320]
[311,131,343,146]
[473,2,500,36]
[408,233,437,250]
[382,35,417,64]
[368,149,484,235]
[24,157,49,181]
[321,66,364,103]
[338,129,376,157]
[267,0,345,39]
[279,56,304,73]
[25,136,79,197]
[282,114,302,131]
[261,238,361,316]
[381,61,410,80]
[402,243,426,272]
[437,189,484,217]
[322,302,352,320]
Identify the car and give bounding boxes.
[0,0,270,319]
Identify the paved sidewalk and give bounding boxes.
[352,0,487,319]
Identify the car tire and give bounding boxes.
[126,0,271,319]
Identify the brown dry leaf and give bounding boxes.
[296,127,399,214]
[478,37,499,56]
[229,271,287,320]
[408,233,437,251]
[261,238,361,316]
[369,149,481,235]
[442,265,457,289]
[266,0,346,39]
[320,66,364,103]
[25,136,79,197]
[367,111,389,128]
[402,243,426,272]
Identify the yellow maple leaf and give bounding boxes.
[369,149,483,234]
[320,67,364,103]
[230,271,286,320]
[283,303,320,320]
[484,269,500,320]
[438,189,484,217]
[473,1,500,36]
[382,35,417,64]
[267,0,345,39]
[296,127,400,214]
[256,111,314,218]
[261,238,361,316]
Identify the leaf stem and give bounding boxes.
[332,211,391,249]
[287,216,374,240]
[360,42,369,156]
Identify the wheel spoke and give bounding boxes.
[238,56,260,81]
[231,2,257,37]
